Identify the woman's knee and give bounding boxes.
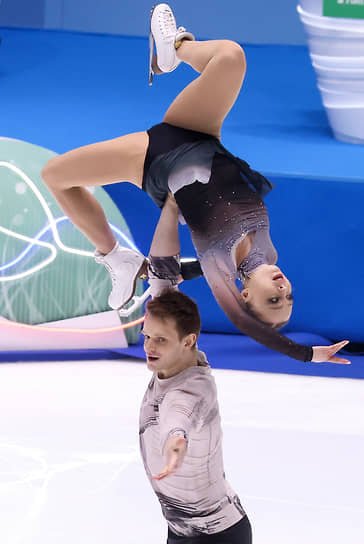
[218,40,246,69]
[41,156,65,190]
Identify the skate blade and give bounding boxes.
[149,31,155,86]
[148,5,157,86]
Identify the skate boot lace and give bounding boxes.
[159,8,177,38]
[98,259,117,287]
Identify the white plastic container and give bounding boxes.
[313,62,364,81]
[298,7,364,57]
[297,1,364,144]
[299,0,322,16]
[323,104,364,144]
[318,84,364,107]
[317,77,364,92]
[298,5,364,31]
[311,53,364,69]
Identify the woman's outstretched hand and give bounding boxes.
[152,436,187,481]
[312,340,351,365]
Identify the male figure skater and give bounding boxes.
[140,289,252,543]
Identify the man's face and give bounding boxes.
[142,313,195,379]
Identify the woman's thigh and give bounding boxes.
[42,131,149,190]
[163,41,246,139]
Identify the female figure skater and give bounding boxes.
[41,3,349,364]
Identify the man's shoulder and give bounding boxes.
[173,365,216,399]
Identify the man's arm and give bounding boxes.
[150,192,180,257]
[148,193,182,297]
[153,435,187,481]
[154,378,213,480]
[148,192,203,296]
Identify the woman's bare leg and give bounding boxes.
[163,40,246,139]
[41,131,148,254]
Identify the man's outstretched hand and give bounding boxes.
[153,436,187,481]
[312,340,351,365]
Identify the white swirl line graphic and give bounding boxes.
[0,161,94,258]
[0,161,137,284]
[0,225,57,281]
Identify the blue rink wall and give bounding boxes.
[0,0,307,45]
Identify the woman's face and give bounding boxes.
[241,264,293,327]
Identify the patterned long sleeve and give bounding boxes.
[159,381,213,453]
